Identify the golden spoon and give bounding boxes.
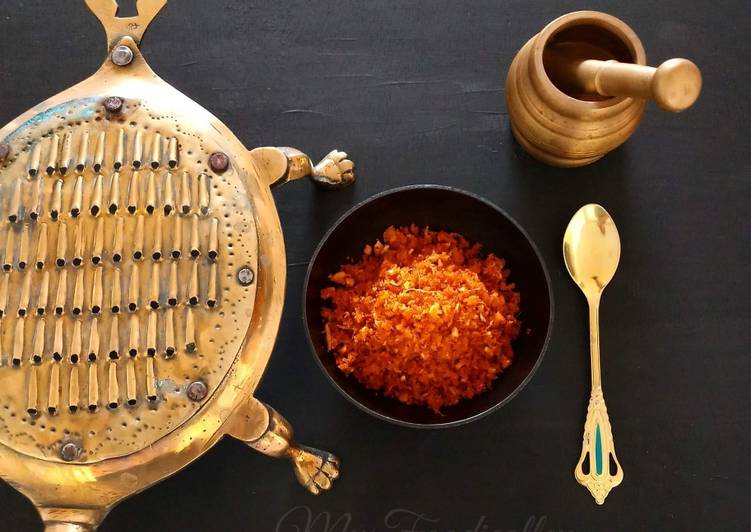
[563,204,624,504]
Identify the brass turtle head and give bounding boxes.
[0,1,351,529]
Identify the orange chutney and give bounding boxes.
[321,225,521,413]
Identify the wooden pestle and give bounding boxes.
[547,47,702,112]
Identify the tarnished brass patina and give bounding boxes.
[0,1,354,529]
[563,204,624,504]
[506,11,702,167]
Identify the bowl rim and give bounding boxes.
[302,184,555,429]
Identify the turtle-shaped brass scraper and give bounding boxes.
[0,1,354,529]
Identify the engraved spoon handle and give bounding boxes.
[574,299,623,504]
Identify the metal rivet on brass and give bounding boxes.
[237,266,254,287]
[110,45,134,67]
[103,96,124,113]
[208,152,229,173]
[186,380,208,402]
[59,442,81,462]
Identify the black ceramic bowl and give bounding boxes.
[304,186,553,428]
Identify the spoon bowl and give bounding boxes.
[563,204,621,300]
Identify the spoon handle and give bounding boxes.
[588,299,602,389]
[574,299,623,504]
[574,386,623,504]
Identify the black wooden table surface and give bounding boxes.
[1,1,748,530]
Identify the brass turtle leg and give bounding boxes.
[229,398,340,495]
[249,146,355,189]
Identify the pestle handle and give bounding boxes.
[553,52,702,112]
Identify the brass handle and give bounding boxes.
[574,386,624,505]
[38,507,105,531]
[574,298,623,504]
[85,0,168,47]
[549,48,702,112]
[45,524,94,532]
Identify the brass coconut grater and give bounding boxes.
[0,1,355,530]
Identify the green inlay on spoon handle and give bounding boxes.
[595,423,603,475]
[574,386,624,505]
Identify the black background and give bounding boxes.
[1,1,749,531]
